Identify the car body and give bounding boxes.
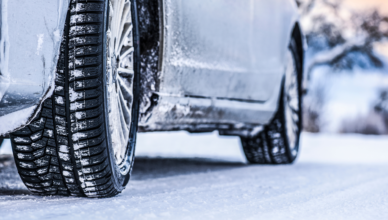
[0,0,304,197]
[0,0,303,137]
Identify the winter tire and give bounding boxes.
[240,38,303,164]
[10,0,140,197]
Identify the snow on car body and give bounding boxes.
[141,0,302,134]
[0,0,304,197]
[0,0,70,135]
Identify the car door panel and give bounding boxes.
[160,0,295,101]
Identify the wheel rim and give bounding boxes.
[284,50,300,157]
[106,0,135,173]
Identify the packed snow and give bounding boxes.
[1,132,388,219]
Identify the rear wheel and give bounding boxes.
[10,0,140,197]
[241,39,302,164]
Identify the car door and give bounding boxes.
[160,0,293,102]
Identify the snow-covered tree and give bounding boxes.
[297,0,388,132]
[298,0,388,79]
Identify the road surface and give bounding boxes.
[1,132,388,220]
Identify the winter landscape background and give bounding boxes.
[300,0,388,134]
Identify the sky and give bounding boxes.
[344,0,388,13]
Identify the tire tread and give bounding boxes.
[11,0,119,197]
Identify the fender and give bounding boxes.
[0,0,70,135]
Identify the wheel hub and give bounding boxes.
[106,0,135,173]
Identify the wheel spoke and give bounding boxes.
[117,3,131,51]
[117,77,133,122]
[287,103,299,113]
[119,24,133,49]
[292,112,299,124]
[117,76,133,103]
[109,1,115,26]
[107,0,135,168]
[119,47,134,61]
[118,67,134,77]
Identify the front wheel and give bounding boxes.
[241,39,303,164]
[10,0,140,198]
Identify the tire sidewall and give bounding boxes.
[102,0,140,191]
[280,40,303,162]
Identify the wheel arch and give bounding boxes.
[291,22,305,76]
[271,21,305,128]
[0,0,70,136]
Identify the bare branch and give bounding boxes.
[306,37,366,79]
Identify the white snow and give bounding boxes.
[136,131,246,162]
[35,34,44,56]
[55,86,64,93]
[56,126,68,136]
[55,116,66,126]
[53,29,61,43]
[71,69,84,79]
[18,161,34,169]
[66,178,75,184]
[72,132,86,142]
[15,145,29,152]
[308,68,388,132]
[0,139,12,154]
[55,96,64,105]
[1,132,388,219]
[73,142,87,151]
[30,132,42,141]
[70,14,81,24]
[73,121,86,130]
[75,111,86,120]
[41,182,51,187]
[62,171,72,177]
[16,153,26,159]
[44,129,54,138]
[37,167,48,175]
[59,145,70,153]
[13,137,29,144]
[0,106,37,135]
[0,0,10,102]
[58,152,70,162]
[70,102,83,111]
[69,86,83,103]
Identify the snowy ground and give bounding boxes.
[308,67,388,132]
[1,132,388,219]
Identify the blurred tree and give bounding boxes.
[374,90,388,113]
[298,0,388,79]
[298,0,388,133]
[303,83,326,133]
[339,89,388,135]
[374,89,388,131]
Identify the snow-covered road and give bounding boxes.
[1,132,388,220]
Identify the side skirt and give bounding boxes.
[139,85,282,136]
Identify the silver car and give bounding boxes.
[0,0,304,197]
